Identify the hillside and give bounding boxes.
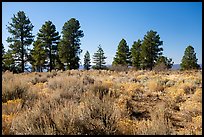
[2,70,202,135]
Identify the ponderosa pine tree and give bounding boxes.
[112,38,130,66]
[131,39,142,69]
[84,51,91,70]
[180,45,200,70]
[58,18,84,70]
[2,49,16,72]
[30,40,47,72]
[140,30,163,70]
[53,43,65,71]
[37,20,60,72]
[1,44,13,72]
[92,45,107,70]
[6,11,34,73]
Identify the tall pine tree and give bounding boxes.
[37,20,60,72]
[6,11,34,73]
[84,51,91,70]
[180,45,200,70]
[140,30,163,70]
[112,38,130,66]
[131,39,142,70]
[30,40,47,72]
[59,18,84,70]
[92,45,107,70]
[2,49,16,72]
[53,43,65,71]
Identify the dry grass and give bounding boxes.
[2,72,30,103]
[2,99,22,115]
[116,102,173,135]
[2,69,202,135]
[146,79,164,92]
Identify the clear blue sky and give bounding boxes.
[2,2,202,65]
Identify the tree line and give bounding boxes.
[2,11,200,73]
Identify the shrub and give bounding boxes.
[48,75,81,90]
[147,102,173,135]
[82,76,94,85]
[2,74,29,103]
[116,103,173,135]
[92,84,109,100]
[2,114,16,135]
[78,92,121,135]
[192,88,202,102]
[146,79,164,92]
[30,76,48,84]
[10,98,66,135]
[109,65,129,72]
[180,100,202,117]
[153,62,168,72]
[2,99,22,115]
[21,85,41,110]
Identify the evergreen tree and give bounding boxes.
[59,18,84,70]
[112,38,130,66]
[6,11,34,73]
[154,56,174,70]
[30,40,47,72]
[7,42,24,73]
[131,39,142,69]
[84,51,91,70]
[180,45,200,70]
[2,49,16,72]
[140,30,163,70]
[37,20,60,72]
[53,43,65,71]
[92,45,107,69]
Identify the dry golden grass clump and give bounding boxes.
[2,99,22,115]
[2,113,16,135]
[117,102,173,135]
[2,72,30,103]
[2,98,23,135]
[146,79,164,92]
[165,87,186,103]
[2,69,202,135]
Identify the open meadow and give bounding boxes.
[2,69,202,135]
